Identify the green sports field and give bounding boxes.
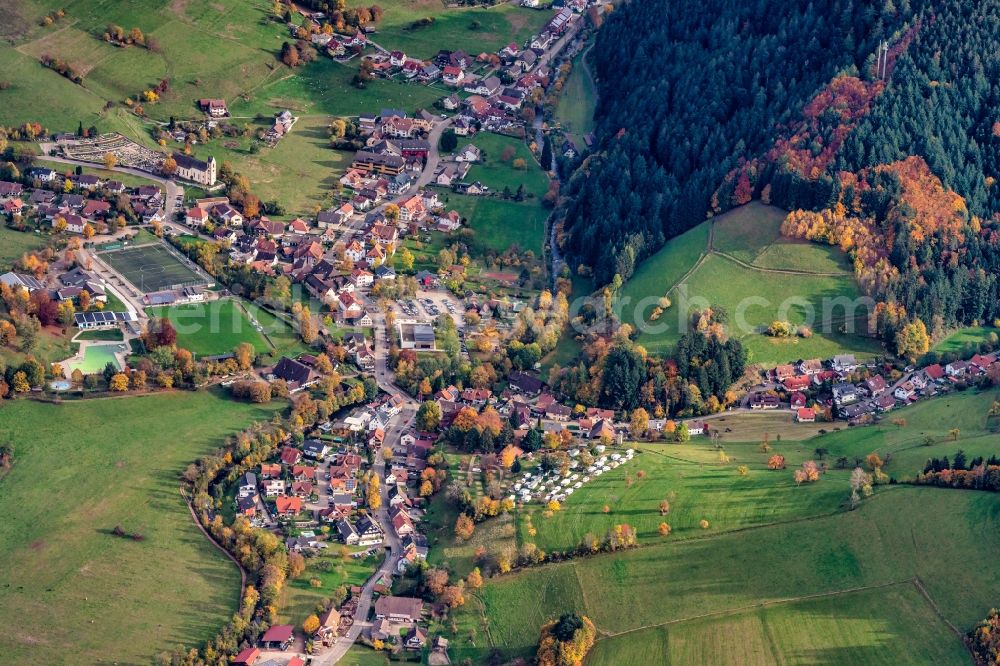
[146,299,269,357]
[100,243,209,294]
[0,391,283,664]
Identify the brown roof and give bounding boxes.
[374,595,423,620]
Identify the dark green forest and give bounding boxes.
[837,1,1000,219]
[567,0,1000,348]
[561,0,905,285]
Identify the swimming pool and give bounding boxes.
[69,344,123,375]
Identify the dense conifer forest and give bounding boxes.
[565,0,1000,351]
[560,0,905,285]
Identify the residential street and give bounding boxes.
[312,308,416,665]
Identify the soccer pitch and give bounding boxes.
[99,244,209,294]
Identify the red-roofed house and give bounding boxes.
[274,495,303,516]
[231,646,261,665]
[280,447,302,466]
[924,364,945,381]
[796,407,816,423]
[783,376,812,391]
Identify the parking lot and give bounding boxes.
[395,289,465,329]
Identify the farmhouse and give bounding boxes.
[198,98,228,117]
[796,407,816,423]
[172,153,217,186]
[373,596,423,623]
[270,356,318,391]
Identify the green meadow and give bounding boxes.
[431,389,1000,663]
[0,390,283,664]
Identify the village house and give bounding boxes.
[442,66,465,85]
[832,382,858,406]
[796,407,816,423]
[355,515,384,546]
[198,98,228,117]
[270,356,318,392]
[373,596,423,624]
[865,375,888,395]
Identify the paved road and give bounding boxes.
[313,307,416,665]
[324,117,451,264]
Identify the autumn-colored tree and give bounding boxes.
[103,152,117,170]
[767,454,786,470]
[466,567,483,589]
[233,342,255,370]
[499,445,518,469]
[547,499,561,512]
[699,519,710,529]
[895,319,930,361]
[425,568,449,596]
[602,504,610,513]
[658,522,671,536]
[416,400,441,431]
[302,614,320,635]
[12,371,30,393]
[109,373,129,391]
[949,428,961,441]
[794,460,820,484]
[288,551,306,578]
[658,499,670,515]
[366,474,381,510]
[536,614,597,666]
[629,407,649,437]
[441,584,465,608]
[452,406,479,432]
[455,513,475,540]
[865,453,883,472]
[478,406,503,436]
[78,289,91,311]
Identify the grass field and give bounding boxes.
[0,391,283,664]
[443,193,547,255]
[436,389,1000,663]
[465,133,550,199]
[279,547,379,626]
[509,390,998,555]
[188,116,351,215]
[230,57,444,119]
[452,488,999,663]
[586,583,967,666]
[351,0,551,59]
[619,222,710,319]
[555,46,597,145]
[76,328,124,341]
[0,227,48,269]
[713,202,852,274]
[146,299,270,357]
[933,326,1000,355]
[100,243,208,293]
[619,203,882,364]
